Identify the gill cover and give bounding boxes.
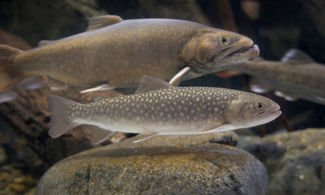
[180,31,231,65]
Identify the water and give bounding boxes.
[0,1,324,194]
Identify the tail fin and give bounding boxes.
[0,44,24,90]
[47,95,79,138]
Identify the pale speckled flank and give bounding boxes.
[69,87,243,126]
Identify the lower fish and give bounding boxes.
[47,76,281,144]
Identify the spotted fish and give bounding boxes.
[47,76,280,144]
[0,15,259,94]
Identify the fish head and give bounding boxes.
[225,93,281,128]
[181,28,259,78]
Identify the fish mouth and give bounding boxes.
[204,44,259,72]
[254,109,281,125]
[226,44,259,58]
[218,44,260,60]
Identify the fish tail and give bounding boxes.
[0,44,24,90]
[47,95,79,138]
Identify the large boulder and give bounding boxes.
[36,133,267,195]
[238,128,325,195]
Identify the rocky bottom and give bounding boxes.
[36,133,267,195]
[2,129,325,195]
[0,163,37,195]
[238,128,325,195]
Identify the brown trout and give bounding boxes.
[218,49,325,105]
[47,76,280,144]
[0,15,259,92]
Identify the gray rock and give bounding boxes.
[36,133,267,195]
[238,128,325,195]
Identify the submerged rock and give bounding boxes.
[36,133,267,195]
[238,128,325,195]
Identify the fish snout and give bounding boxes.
[261,100,281,121]
[238,36,254,48]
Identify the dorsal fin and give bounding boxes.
[87,15,123,31]
[135,76,171,94]
[281,49,314,63]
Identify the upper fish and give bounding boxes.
[219,49,325,105]
[0,15,259,93]
[47,76,281,144]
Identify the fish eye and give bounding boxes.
[221,37,230,45]
[254,102,264,111]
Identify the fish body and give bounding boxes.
[0,15,259,91]
[235,50,325,105]
[47,77,280,144]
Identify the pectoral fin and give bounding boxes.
[135,75,171,94]
[80,84,114,93]
[216,70,240,78]
[199,121,228,132]
[169,66,191,86]
[45,77,69,91]
[88,125,114,145]
[131,133,158,143]
[87,15,123,31]
[200,123,237,133]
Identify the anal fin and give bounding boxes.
[17,76,44,90]
[87,125,114,145]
